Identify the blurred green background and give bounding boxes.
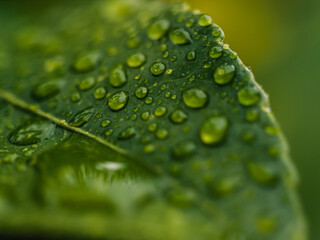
[186,0,320,239]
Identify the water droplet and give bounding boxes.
[172,141,195,159]
[78,76,95,91]
[44,57,65,74]
[214,64,236,85]
[73,52,101,73]
[148,123,158,132]
[209,46,223,59]
[127,37,141,49]
[182,88,208,109]
[155,128,169,139]
[206,177,238,197]
[105,129,114,136]
[238,87,260,106]
[126,52,146,68]
[94,87,107,99]
[229,51,238,59]
[144,144,155,153]
[109,64,127,87]
[135,86,148,99]
[118,126,137,140]
[200,116,228,145]
[141,111,150,121]
[3,153,19,163]
[170,108,188,124]
[246,109,259,122]
[108,91,129,111]
[212,27,222,37]
[187,51,196,60]
[265,125,280,135]
[8,120,55,146]
[150,62,166,76]
[241,130,255,144]
[101,119,111,128]
[69,107,95,127]
[71,91,81,102]
[169,28,193,45]
[198,14,212,26]
[147,19,170,40]
[245,161,279,186]
[154,106,167,117]
[145,96,154,104]
[31,79,65,100]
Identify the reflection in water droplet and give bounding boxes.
[238,87,260,106]
[69,107,95,127]
[170,108,188,124]
[150,62,166,76]
[200,116,228,145]
[8,120,55,146]
[169,28,193,45]
[108,91,129,111]
[109,64,127,87]
[126,52,146,68]
[214,64,236,85]
[183,88,208,109]
[147,19,170,40]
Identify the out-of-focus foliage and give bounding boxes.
[186,0,320,239]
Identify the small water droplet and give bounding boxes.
[186,51,196,60]
[73,52,101,73]
[264,125,280,135]
[8,120,55,146]
[172,141,196,159]
[169,28,193,45]
[206,177,238,197]
[69,107,95,127]
[118,126,137,140]
[31,79,65,100]
[78,76,95,91]
[182,88,208,109]
[105,129,114,136]
[94,87,107,99]
[108,91,129,111]
[109,64,127,87]
[245,161,279,186]
[101,119,111,128]
[126,52,146,68]
[147,19,170,40]
[150,62,166,76]
[214,64,236,85]
[212,27,222,37]
[209,46,223,59]
[200,116,228,145]
[238,87,260,106]
[145,96,154,104]
[155,128,169,139]
[144,144,155,153]
[154,106,167,117]
[246,109,259,122]
[198,14,212,26]
[170,108,188,124]
[148,123,158,132]
[135,86,148,99]
[141,111,150,121]
[71,91,81,102]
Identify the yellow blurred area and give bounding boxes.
[185,0,286,69]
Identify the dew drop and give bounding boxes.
[200,116,228,145]
[31,79,65,100]
[148,123,158,132]
[198,14,212,26]
[118,126,137,140]
[69,107,95,127]
[101,119,111,128]
[182,88,208,109]
[154,106,167,117]
[141,111,150,121]
[109,64,127,87]
[186,51,196,60]
[8,120,55,146]
[94,87,107,100]
[147,19,170,40]
[78,76,95,91]
[214,64,236,85]
[246,109,259,122]
[71,91,81,102]
[209,46,223,59]
[135,86,148,99]
[172,141,196,159]
[155,128,169,140]
[169,28,193,45]
[126,52,146,68]
[245,161,279,186]
[145,96,154,104]
[73,52,101,73]
[150,62,166,76]
[238,87,260,106]
[108,91,129,111]
[169,108,188,124]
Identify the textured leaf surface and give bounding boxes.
[0,0,306,239]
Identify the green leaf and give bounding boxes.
[0,0,307,239]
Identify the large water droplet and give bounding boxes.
[214,64,236,85]
[109,64,127,87]
[135,86,148,99]
[78,76,95,91]
[245,161,279,186]
[200,116,228,145]
[73,52,101,73]
[118,126,137,140]
[69,107,95,127]
[238,87,260,106]
[108,91,129,111]
[170,108,188,124]
[172,141,196,159]
[31,79,65,100]
[150,62,166,76]
[126,52,146,68]
[182,88,208,109]
[8,120,55,146]
[147,19,170,40]
[198,14,212,26]
[169,28,193,45]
